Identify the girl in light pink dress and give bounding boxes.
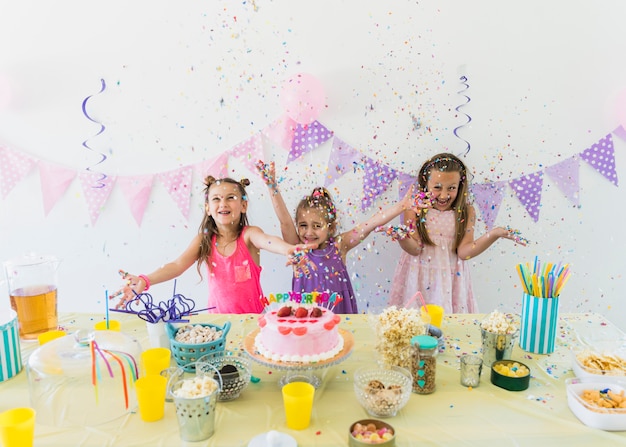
[389,153,524,314]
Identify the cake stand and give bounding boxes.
[243,329,354,389]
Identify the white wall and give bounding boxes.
[1,1,625,329]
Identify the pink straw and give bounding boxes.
[406,290,428,312]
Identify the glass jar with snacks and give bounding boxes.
[410,335,438,394]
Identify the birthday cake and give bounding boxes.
[254,292,344,363]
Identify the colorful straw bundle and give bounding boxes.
[90,340,139,409]
[516,257,571,298]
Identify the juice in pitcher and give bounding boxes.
[10,286,58,339]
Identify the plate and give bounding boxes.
[248,430,297,447]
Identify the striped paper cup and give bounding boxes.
[519,293,559,354]
[0,309,23,382]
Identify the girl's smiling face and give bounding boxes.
[426,170,461,211]
[206,182,247,226]
[296,207,332,247]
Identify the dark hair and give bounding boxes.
[414,153,470,249]
[295,187,338,236]
[197,176,250,276]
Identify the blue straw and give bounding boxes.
[105,290,110,329]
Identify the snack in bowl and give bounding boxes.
[353,366,412,418]
[572,349,626,378]
[490,360,530,391]
[349,419,395,446]
[566,377,626,431]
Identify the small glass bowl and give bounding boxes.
[353,365,412,418]
[197,350,252,401]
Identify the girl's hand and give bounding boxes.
[374,223,416,241]
[255,159,276,188]
[109,269,147,309]
[286,243,318,278]
[488,226,529,246]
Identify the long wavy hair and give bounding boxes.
[295,187,339,238]
[414,153,470,250]
[197,176,250,276]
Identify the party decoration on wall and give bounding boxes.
[79,171,116,225]
[39,161,77,215]
[470,181,507,230]
[0,145,36,199]
[544,157,580,207]
[262,115,297,151]
[81,78,109,188]
[230,133,263,175]
[453,75,472,156]
[579,133,618,186]
[280,73,325,125]
[156,166,192,219]
[361,158,398,211]
[509,172,543,223]
[324,137,361,187]
[117,175,154,226]
[195,152,229,182]
[288,120,333,163]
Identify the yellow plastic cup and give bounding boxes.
[421,304,444,328]
[135,375,168,422]
[142,347,172,376]
[94,320,121,331]
[38,329,66,345]
[282,381,315,430]
[0,407,36,447]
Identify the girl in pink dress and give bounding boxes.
[257,161,417,314]
[389,153,524,314]
[114,176,314,313]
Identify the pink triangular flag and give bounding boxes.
[0,145,37,199]
[230,133,264,175]
[195,152,229,180]
[324,137,361,187]
[156,166,193,219]
[579,133,618,186]
[471,181,507,229]
[262,115,296,151]
[78,172,116,225]
[509,172,543,222]
[545,156,580,207]
[361,157,398,211]
[117,175,154,226]
[39,161,77,215]
[288,121,333,163]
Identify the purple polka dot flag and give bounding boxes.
[471,180,507,229]
[579,133,618,186]
[156,166,192,219]
[544,156,580,207]
[287,121,333,163]
[0,145,36,199]
[361,157,398,211]
[397,172,418,201]
[509,172,544,222]
[78,171,117,225]
[324,136,360,187]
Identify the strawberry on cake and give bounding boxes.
[254,304,343,363]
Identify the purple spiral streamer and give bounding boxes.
[81,78,108,188]
[453,75,472,156]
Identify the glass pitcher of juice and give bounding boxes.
[4,253,60,340]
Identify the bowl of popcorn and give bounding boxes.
[572,349,626,379]
[480,310,519,368]
[167,321,231,371]
[565,376,626,431]
[349,419,395,446]
[490,360,530,391]
[353,365,412,418]
[197,350,252,402]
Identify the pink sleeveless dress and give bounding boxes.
[389,209,477,314]
[206,227,265,314]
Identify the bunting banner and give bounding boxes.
[0,145,37,199]
[0,120,624,227]
[39,161,77,216]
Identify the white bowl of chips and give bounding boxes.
[565,377,626,431]
[572,349,626,379]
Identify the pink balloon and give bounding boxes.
[280,73,325,125]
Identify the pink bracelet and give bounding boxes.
[137,274,151,291]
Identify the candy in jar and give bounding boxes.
[410,335,438,394]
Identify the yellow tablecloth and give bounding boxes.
[2,312,626,446]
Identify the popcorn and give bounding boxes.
[172,375,219,399]
[372,306,428,368]
[480,310,517,335]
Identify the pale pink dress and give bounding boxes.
[389,209,477,314]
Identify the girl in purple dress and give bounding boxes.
[257,161,416,314]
